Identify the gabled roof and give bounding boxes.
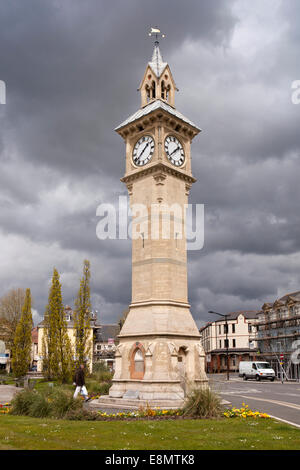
[115,99,201,132]
[212,310,260,322]
[262,302,273,310]
[279,291,300,302]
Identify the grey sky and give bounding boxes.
[0,0,299,326]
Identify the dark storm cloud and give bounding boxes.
[0,0,300,324]
[0,0,236,176]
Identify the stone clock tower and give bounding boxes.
[108,36,208,406]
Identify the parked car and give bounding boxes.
[239,361,275,381]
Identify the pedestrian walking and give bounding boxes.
[73,363,90,402]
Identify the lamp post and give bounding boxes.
[209,311,230,381]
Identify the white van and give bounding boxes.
[239,361,275,381]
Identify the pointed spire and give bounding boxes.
[148,43,168,78]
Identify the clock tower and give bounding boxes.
[109,35,208,404]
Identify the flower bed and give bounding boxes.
[0,403,11,414]
[97,408,183,420]
[1,398,270,422]
[223,403,270,419]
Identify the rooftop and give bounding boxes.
[115,99,201,132]
[148,43,168,78]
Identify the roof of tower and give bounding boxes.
[115,99,201,132]
[148,43,168,78]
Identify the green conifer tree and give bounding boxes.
[12,289,33,377]
[42,268,73,382]
[74,260,92,369]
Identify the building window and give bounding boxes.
[224,339,229,348]
[232,324,235,334]
[219,340,221,348]
[219,325,221,334]
[232,339,236,348]
[248,323,252,333]
[224,324,228,334]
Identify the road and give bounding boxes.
[209,374,300,427]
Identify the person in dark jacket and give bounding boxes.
[73,364,90,401]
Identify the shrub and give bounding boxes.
[10,388,82,419]
[64,408,99,421]
[183,387,222,419]
[27,392,53,418]
[87,380,110,395]
[98,382,110,395]
[91,362,113,383]
[50,389,82,419]
[10,389,39,416]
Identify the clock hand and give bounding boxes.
[169,146,180,157]
[138,141,150,159]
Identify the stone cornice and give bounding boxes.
[121,162,196,185]
[117,332,201,339]
[129,300,191,309]
[116,105,200,140]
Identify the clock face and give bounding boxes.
[164,136,185,166]
[132,135,154,166]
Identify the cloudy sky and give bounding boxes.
[0,0,300,326]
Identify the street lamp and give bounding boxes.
[209,310,230,381]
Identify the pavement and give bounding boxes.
[209,373,300,428]
[0,385,21,404]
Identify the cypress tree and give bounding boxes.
[74,260,92,369]
[12,289,33,377]
[42,268,73,382]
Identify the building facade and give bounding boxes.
[37,306,120,373]
[200,311,259,373]
[93,324,120,371]
[255,291,300,379]
[37,305,97,372]
[31,327,39,370]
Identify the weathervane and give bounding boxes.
[148,27,165,46]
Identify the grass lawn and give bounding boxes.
[0,415,299,450]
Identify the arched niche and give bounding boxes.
[129,342,145,379]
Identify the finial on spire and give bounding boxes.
[148,27,165,46]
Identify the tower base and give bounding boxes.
[108,327,208,403]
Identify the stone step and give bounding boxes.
[89,395,184,410]
[88,396,231,411]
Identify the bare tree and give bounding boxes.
[0,288,26,352]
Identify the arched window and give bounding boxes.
[151,81,156,99]
[145,84,150,103]
[161,80,165,100]
[130,344,145,379]
[166,84,171,102]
